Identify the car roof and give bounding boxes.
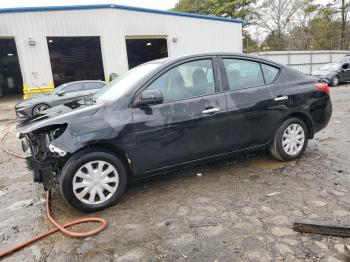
[148,52,285,68]
[65,80,106,85]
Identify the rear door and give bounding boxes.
[219,57,281,150]
[129,57,230,174]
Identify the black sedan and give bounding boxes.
[15,80,106,117]
[17,53,332,212]
[310,62,350,86]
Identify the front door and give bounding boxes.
[129,58,229,174]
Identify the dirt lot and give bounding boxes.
[0,86,350,262]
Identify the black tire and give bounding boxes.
[269,118,309,161]
[331,75,339,87]
[60,149,127,212]
[32,103,50,116]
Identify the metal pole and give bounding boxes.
[310,37,314,73]
[288,37,291,65]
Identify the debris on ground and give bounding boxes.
[189,222,218,228]
[293,221,350,237]
[266,191,280,197]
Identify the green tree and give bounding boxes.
[256,0,302,50]
[261,31,288,51]
[309,5,339,50]
[243,32,259,53]
[172,0,256,21]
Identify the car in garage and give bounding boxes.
[310,62,350,86]
[14,80,106,117]
[17,53,332,212]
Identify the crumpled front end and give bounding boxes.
[21,124,69,190]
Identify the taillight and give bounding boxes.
[314,82,330,95]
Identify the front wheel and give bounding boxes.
[60,149,127,212]
[32,103,50,116]
[270,118,309,161]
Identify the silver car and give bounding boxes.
[15,80,106,117]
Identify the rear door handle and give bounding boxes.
[202,107,220,114]
[274,96,288,102]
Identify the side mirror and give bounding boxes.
[134,90,163,107]
[57,90,65,96]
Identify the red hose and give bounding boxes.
[0,120,108,259]
[0,191,108,258]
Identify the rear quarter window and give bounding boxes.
[285,68,308,82]
[261,64,280,84]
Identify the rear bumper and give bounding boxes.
[312,97,332,134]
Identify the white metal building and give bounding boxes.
[0,4,243,98]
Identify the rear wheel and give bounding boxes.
[270,118,309,161]
[331,75,339,87]
[60,149,127,212]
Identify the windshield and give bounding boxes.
[93,63,161,102]
[319,63,341,71]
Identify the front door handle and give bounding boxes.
[274,96,288,102]
[202,107,220,114]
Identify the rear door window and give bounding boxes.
[261,64,280,84]
[223,59,265,91]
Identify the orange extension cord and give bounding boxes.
[0,120,108,259]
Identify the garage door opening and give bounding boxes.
[47,37,105,87]
[0,38,23,98]
[126,38,168,69]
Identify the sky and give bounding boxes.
[0,0,178,10]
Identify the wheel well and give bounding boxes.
[285,112,314,139]
[74,143,133,180]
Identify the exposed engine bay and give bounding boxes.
[21,124,68,190]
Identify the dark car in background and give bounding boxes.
[310,62,350,86]
[341,54,350,63]
[17,53,332,212]
[15,80,106,117]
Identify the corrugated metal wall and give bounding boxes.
[254,51,350,74]
[0,8,242,93]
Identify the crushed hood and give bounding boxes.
[311,70,335,77]
[17,101,101,134]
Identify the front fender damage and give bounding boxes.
[17,104,131,190]
[17,104,103,190]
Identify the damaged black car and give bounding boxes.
[17,53,332,212]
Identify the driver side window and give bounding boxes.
[147,59,215,102]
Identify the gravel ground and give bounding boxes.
[0,86,350,262]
